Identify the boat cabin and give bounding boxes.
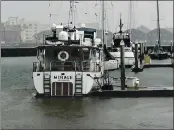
[112,32,131,48]
[77,27,97,44]
[34,45,101,72]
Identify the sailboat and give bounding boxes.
[149,0,169,60]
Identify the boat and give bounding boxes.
[32,0,114,97]
[109,14,135,68]
[149,0,169,60]
[76,25,119,71]
[149,44,170,60]
[33,23,107,96]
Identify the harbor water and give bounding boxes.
[1,57,173,129]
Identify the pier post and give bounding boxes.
[171,41,173,54]
[132,40,144,72]
[120,40,125,90]
[140,41,144,65]
[134,40,139,69]
[144,40,147,54]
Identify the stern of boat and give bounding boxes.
[32,61,102,97]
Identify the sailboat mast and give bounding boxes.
[157,0,161,47]
[129,0,132,41]
[102,0,105,48]
[119,13,123,34]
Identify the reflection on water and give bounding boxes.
[1,57,173,129]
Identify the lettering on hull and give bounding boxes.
[54,75,72,81]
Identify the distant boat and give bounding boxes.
[149,44,170,60]
[149,0,169,60]
[109,15,135,68]
[1,41,5,44]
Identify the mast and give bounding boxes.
[157,0,161,47]
[129,0,132,41]
[102,0,105,48]
[119,13,123,34]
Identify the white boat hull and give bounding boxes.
[104,60,119,71]
[33,71,102,96]
[110,52,135,66]
[116,58,135,66]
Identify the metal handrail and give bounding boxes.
[82,61,100,72]
[50,61,77,71]
[33,62,44,72]
[33,60,101,72]
[33,62,37,72]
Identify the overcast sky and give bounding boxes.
[1,1,173,31]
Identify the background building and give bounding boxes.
[146,28,173,45]
[0,17,173,46]
[0,22,21,44]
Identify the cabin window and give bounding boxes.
[82,48,90,60]
[71,48,80,57]
[125,48,131,52]
[92,49,96,57]
[54,49,61,58]
[96,50,100,58]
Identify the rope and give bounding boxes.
[48,0,52,27]
[68,1,72,27]
[57,1,63,15]
[48,0,63,25]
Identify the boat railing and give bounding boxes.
[33,61,101,72]
[42,34,53,45]
[33,62,44,72]
[82,61,101,72]
[33,62,37,72]
[50,61,77,71]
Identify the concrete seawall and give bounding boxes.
[1,47,36,57]
[1,45,173,57]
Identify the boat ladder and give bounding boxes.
[43,73,51,96]
[74,73,83,96]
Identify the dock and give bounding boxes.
[88,87,174,97]
[144,63,173,68]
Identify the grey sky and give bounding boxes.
[1,1,173,31]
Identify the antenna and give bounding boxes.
[70,0,75,27]
[102,0,105,48]
[48,1,62,27]
[111,1,114,32]
[69,0,78,27]
[119,13,123,33]
[129,0,132,41]
[156,0,161,47]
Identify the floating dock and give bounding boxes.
[144,63,173,68]
[88,87,174,97]
[35,87,174,98]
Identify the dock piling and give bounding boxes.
[120,40,125,90]
[140,42,144,65]
[132,40,144,72]
[135,41,139,69]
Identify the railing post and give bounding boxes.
[50,61,52,71]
